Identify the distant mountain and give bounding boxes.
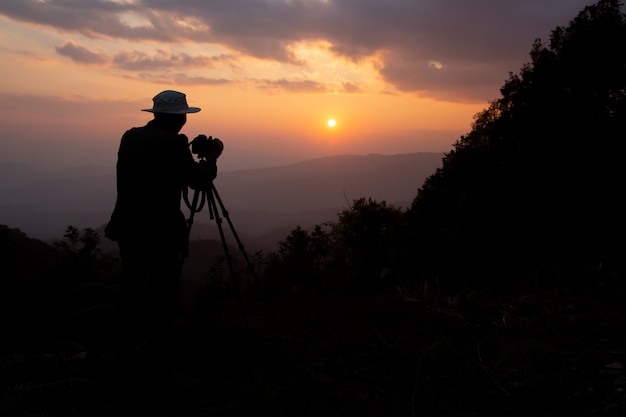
[215,153,443,211]
[0,152,443,249]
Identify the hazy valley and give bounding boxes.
[0,152,443,250]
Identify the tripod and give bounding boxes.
[181,180,269,333]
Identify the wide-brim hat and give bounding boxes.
[141,90,201,114]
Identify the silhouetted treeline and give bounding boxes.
[0,224,248,352]
[259,198,406,296]
[405,0,626,294]
[0,225,121,353]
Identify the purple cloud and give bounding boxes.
[1,0,601,101]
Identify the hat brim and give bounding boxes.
[141,107,201,114]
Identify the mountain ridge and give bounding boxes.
[0,152,444,247]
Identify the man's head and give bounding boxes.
[142,90,201,114]
[142,90,201,133]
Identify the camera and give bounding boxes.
[190,134,224,160]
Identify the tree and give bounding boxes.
[264,198,406,295]
[330,198,405,293]
[54,226,101,258]
[408,0,626,292]
[263,225,334,294]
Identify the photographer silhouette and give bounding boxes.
[104,90,217,398]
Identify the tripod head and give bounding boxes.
[188,134,223,192]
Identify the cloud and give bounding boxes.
[112,50,236,71]
[261,78,329,93]
[428,61,443,70]
[0,0,598,101]
[340,82,363,94]
[173,73,233,86]
[55,41,108,64]
[126,72,233,86]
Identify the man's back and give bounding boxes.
[113,119,194,242]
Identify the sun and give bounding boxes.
[327,119,336,128]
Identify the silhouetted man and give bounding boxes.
[105,90,212,396]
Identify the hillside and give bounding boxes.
[1,225,625,417]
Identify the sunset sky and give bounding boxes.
[0,0,596,172]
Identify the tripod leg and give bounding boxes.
[206,189,250,333]
[210,183,273,315]
[180,188,203,276]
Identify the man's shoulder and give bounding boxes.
[121,123,155,142]
[123,124,149,135]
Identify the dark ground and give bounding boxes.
[1,285,625,417]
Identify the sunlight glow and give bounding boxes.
[327,119,336,127]
[118,12,153,29]
[428,60,444,70]
[286,40,381,92]
[176,17,209,31]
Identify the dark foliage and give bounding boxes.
[407,0,626,294]
[261,198,406,296]
[0,225,122,353]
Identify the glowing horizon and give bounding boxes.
[0,1,595,171]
